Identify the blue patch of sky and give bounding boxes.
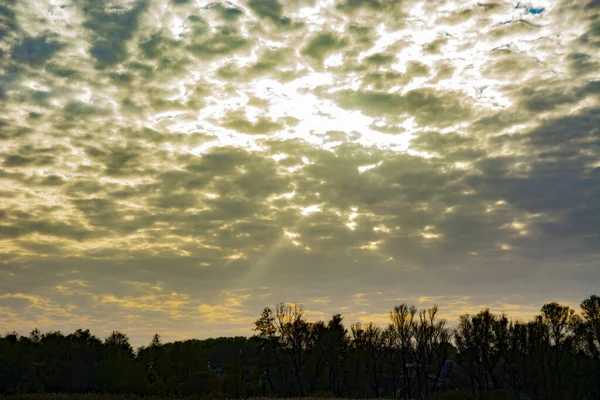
[515,2,545,15]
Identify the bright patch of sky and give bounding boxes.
[137,0,571,157]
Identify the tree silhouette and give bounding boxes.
[275,302,310,396]
[3,295,600,399]
[390,303,417,399]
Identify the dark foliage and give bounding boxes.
[2,295,600,399]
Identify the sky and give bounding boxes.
[0,0,599,347]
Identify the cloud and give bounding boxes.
[186,20,251,60]
[336,0,383,12]
[218,109,285,135]
[10,32,65,67]
[302,32,348,66]
[334,88,471,127]
[1,0,599,346]
[80,0,149,67]
[247,0,285,24]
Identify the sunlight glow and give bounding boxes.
[421,225,441,240]
[360,241,381,250]
[346,207,358,230]
[358,162,381,173]
[324,53,344,67]
[373,224,391,233]
[271,153,289,162]
[300,204,322,216]
[283,231,299,239]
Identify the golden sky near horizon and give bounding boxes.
[1,0,599,346]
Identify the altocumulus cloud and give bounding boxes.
[0,0,599,346]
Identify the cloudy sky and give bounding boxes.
[1,0,599,346]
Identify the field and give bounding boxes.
[0,391,526,400]
[0,397,466,400]
[0,395,470,400]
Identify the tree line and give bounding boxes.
[1,295,600,399]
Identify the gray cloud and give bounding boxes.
[10,32,65,67]
[302,32,348,66]
[334,88,471,127]
[217,109,285,134]
[81,0,149,67]
[247,0,284,23]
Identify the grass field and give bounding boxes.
[0,392,526,400]
[0,395,471,400]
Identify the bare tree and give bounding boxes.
[275,302,309,396]
[455,309,509,399]
[540,302,577,398]
[252,307,280,395]
[362,322,389,398]
[413,305,451,399]
[389,304,417,399]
